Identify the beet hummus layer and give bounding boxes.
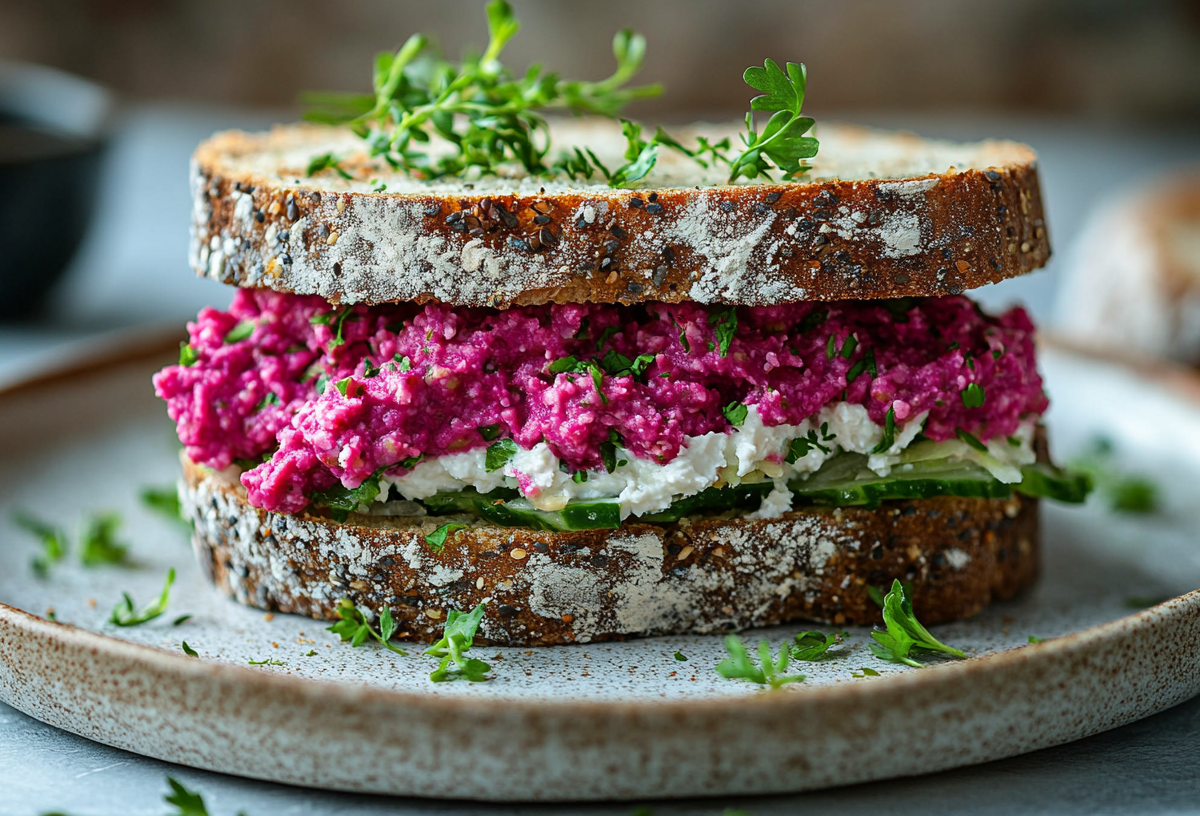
[154,290,1047,515]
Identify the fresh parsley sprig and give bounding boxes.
[110,568,176,627]
[715,634,805,689]
[790,630,845,661]
[303,1,660,182]
[726,59,818,182]
[327,597,409,655]
[426,602,491,682]
[867,579,966,668]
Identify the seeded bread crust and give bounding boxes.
[190,120,1050,309]
[182,456,1038,646]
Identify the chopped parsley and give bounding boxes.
[670,314,691,352]
[961,382,986,408]
[181,641,199,658]
[334,377,354,396]
[839,333,858,359]
[870,406,896,454]
[426,522,469,552]
[255,391,280,411]
[722,401,749,427]
[110,568,176,627]
[868,579,966,668]
[178,342,199,367]
[327,597,409,655]
[426,603,491,682]
[955,428,988,453]
[165,777,214,816]
[851,667,881,678]
[599,429,623,473]
[478,423,503,441]
[1028,635,1046,644]
[248,658,285,666]
[709,308,738,358]
[715,634,805,689]
[674,651,688,661]
[223,320,255,344]
[485,438,519,472]
[797,307,828,334]
[784,424,836,463]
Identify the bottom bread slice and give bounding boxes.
[182,456,1039,646]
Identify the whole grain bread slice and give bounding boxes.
[182,456,1038,646]
[191,119,1049,309]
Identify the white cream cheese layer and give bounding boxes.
[378,405,1037,521]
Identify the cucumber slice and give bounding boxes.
[636,482,774,523]
[789,455,1012,509]
[1016,462,1092,503]
[420,487,620,531]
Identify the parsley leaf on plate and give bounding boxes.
[715,634,805,689]
[79,511,129,567]
[141,485,192,530]
[868,579,966,668]
[426,603,492,682]
[13,510,68,577]
[791,630,844,661]
[110,568,176,627]
[165,777,214,816]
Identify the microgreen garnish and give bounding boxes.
[181,641,199,658]
[306,151,353,180]
[362,358,381,378]
[327,597,409,655]
[479,423,503,441]
[1069,436,1161,515]
[426,522,469,552]
[255,391,281,411]
[961,383,986,408]
[955,428,988,453]
[674,651,688,661]
[791,630,843,661]
[722,401,749,427]
[224,320,255,344]
[426,603,491,682]
[303,2,659,183]
[178,342,199,367]
[13,511,68,577]
[110,568,176,627]
[80,511,129,566]
[485,438,519,472]
[715,634,805,689]
[309,471,383,520]
[709,308,738,358]
[870,406,896,454]
[548,355,580,374]
[868,579,966,668]
[248,658,285,666]
[334,377,353,396]
[394,353,412,372]
[311,306,353,348]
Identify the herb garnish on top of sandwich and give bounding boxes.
[158,3,1088,646]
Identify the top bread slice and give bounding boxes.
[191,119,1050,308]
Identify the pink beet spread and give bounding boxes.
[154,290,1047,514]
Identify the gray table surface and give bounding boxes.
[2,106,1199,815]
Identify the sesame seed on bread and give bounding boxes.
[190,119,1050,309]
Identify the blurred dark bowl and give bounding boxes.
[0,62,113,322]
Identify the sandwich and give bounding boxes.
[156,3,1089,646]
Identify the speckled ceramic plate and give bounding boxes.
[1,335,1199,802]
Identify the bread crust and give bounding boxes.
[182,456,1038,646]
[190,122,1050,308]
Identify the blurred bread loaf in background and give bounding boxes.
[1056,176,1200,365]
